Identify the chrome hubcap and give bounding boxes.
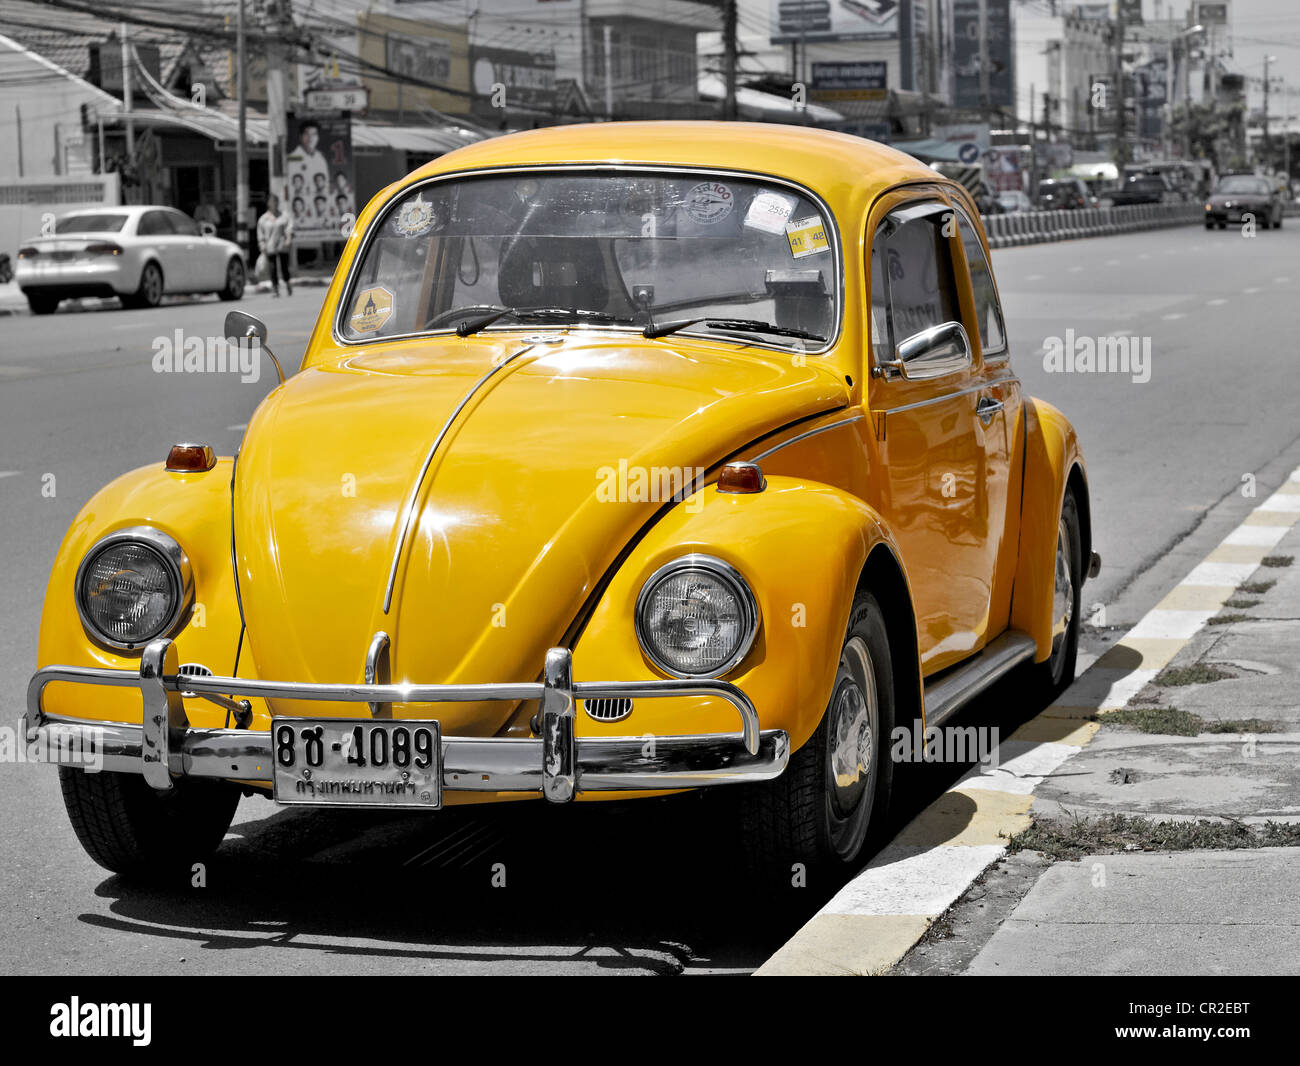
[146,268,161,301]
[828,636,877,823]
[1050,516,1075,660]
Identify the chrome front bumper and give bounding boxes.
[23,638,789,803]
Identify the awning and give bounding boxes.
[697,74,844,123]
[101,107,488,156]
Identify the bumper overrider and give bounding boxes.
[23,638,789,803]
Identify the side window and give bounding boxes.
[869,204,962,368]
[166,211,200,237]
[954,210,1007,358]
[137,211,169,237]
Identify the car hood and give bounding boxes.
[233,332,846,726]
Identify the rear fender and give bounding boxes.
[1010,398,1091,661]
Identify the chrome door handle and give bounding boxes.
[976,395,1004,425]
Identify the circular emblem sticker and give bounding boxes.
[392,194,438,238]
[350,286,394,334]
[685,181,734,225]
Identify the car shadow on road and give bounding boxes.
[78,793,829,974]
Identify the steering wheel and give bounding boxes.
[423,305,504,331]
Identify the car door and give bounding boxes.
[864,195,1006,675]
[136,210,190,292]
[166,209,225,291]
[950,198,1023,641]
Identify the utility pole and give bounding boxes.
[1113,6,1126,165]
[236,0,249,256]
[266,1,293,211]
[120,22,134,158]
[722,0,737,120]
[1263,55,1273,166]
[978,0,990,126]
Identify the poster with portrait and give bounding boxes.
[283,112,355,245]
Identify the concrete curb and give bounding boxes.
[754,464,1300,976]
[983,203,1205,250]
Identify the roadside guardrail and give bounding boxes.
[983,203,1208,249]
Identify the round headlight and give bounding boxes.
[75,528,191,650]
[635,555,759,678]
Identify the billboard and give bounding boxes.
[952,0,1014,112]
[771,0,901,45]
[282,112,355,246]
[811,61,887,100]
[471,45,557,113]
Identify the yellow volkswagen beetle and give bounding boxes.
[25,123,1096,879]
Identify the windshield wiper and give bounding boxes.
[455,305,635,337]
[645,317,826,342]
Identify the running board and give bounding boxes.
[922,631,1038,729]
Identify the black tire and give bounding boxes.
[219,257,246,301]
[26,293,59,315]
[58,766,240,878]
[123,261,164,309]
[737,590,895,884]
[1020,491,1083,703]
[1204,221,1214,230]
[1275,211,1283,229]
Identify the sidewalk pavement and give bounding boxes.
[958,515,1300,976]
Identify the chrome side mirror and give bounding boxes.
[874,321,972,381]
[223,310,284,384]
[199,221,217,237]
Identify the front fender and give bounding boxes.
[1010,397,1090,662]
[571,476,912,754]
[36,458,243,726]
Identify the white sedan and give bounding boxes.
[15,205,246,315]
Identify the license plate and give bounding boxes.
[271,718,442,809]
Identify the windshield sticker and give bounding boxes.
[392,194,439,238]
[786,216,830,259]
[685,181,734,225]
[350,286,395,333]
[744,191,798,235]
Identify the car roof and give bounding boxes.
[402,121,941,209]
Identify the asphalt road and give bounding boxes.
[1,222,1297,974]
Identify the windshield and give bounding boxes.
[339,171,838,350]
[55,213,128,234]
[1215,176,1270,195]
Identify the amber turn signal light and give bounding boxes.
[717,461,766,494]
[165,443,217,473]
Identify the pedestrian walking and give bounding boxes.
[256,195,295,297]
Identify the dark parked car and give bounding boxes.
[1204,174,1284,230]
[1110,174,1173,206]
[1037,178,1088,210]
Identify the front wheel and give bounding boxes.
[26,293,59,315]
[59,766,240,878]
[737,590,895,883]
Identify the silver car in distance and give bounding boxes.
[15,205,247,315]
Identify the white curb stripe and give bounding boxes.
[1224,525,1290,547]
[1126,608,1219,640]
[820,844,1007,917]
[950,740,1080,796]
